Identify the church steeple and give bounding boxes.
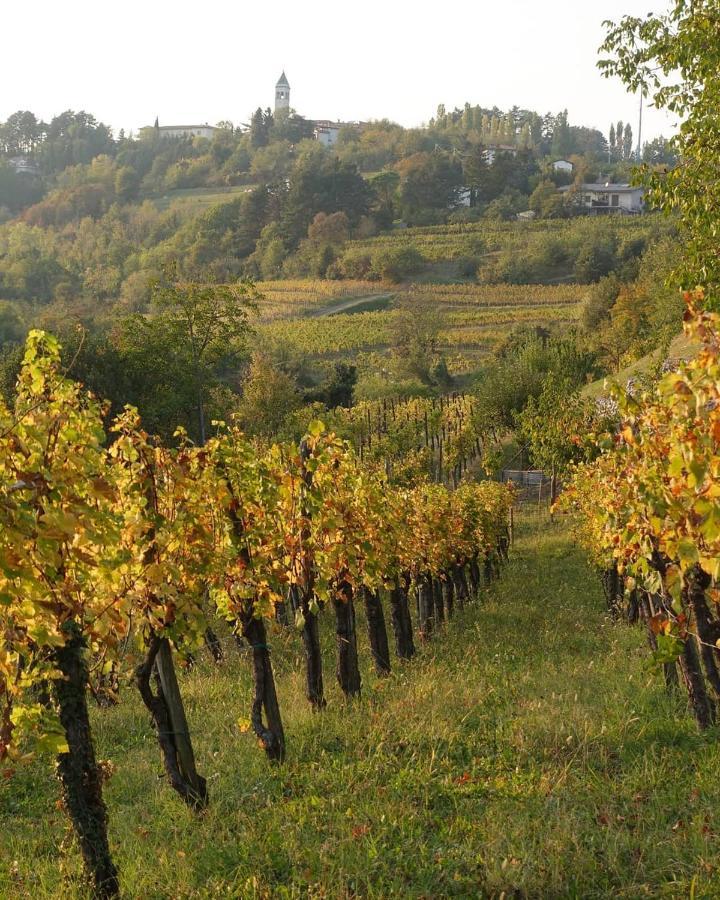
[275,71,290,113]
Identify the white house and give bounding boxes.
[314,121,342,147]
[143,124,218,140]
[559,182,644,214]
[313,120,360,147]
[8,156,40,176]
[455,187,473,207]
[483,144,517,165]
[159,124,217,140]
[552,159,574,173]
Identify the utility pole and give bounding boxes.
[636,91,643,161]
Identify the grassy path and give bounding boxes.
[3,514,720,897]
[305,293,394,318]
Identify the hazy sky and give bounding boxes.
[3,0,676,143]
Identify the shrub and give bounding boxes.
[371,245,426,282]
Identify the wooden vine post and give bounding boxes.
[154,639,209,796]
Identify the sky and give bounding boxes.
[2,0,677,143]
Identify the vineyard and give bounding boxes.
[252,279,384,321]
[327,393,497,485]
[6,308,720,898]
[394,281,582,309]
[346,215,660,263]
[255,283,582,368]
[0,332,513,897]
[561,292,720,733]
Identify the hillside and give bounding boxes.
[3,513,718,898]
[582,330,699,400]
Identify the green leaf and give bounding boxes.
[36,731,70,755]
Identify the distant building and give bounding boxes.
[455,187,473,207]
[275,71,290,113]
[552,159,574,173]
[483,144,517,165]
[271,73,360,147]
[314,120,360,147]
[142,123,218,140]
[516,210,537,221]
[559,182,644,214]
[8,156,40,176]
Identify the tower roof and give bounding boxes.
[276,71,290,88]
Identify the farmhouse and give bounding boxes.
[559,182,644,214]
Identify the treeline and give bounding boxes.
[0,100,676,309]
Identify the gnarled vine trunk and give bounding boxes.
[678,632,715,730]
[388,574,415,660]
[361,585,391,676]
[52,624,119,899]
[417,572,434,641]
[451,563,469,609]
[685,565,720,702]
[241,614,285,761]
[301,593,326,709]
[432,576,445,624]
[333,580,361,697]
[441,573,454,619]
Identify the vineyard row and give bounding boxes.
[0,331,514,897]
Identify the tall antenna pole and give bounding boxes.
[636,91,643,161]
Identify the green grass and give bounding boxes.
[3,513,720,898]
[150,185,257,214]
[583,331,700,400]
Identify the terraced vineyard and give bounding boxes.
[347,215,658,262]
[256,281,583,374]
[395,282,581,309]
[253,279,384,321]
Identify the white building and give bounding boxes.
[483,144,517,165]
[142,123,218,140]
[559,182,645,214]
[313,121,343,147]
[158,124,217,140]
[313,120,361,147]
[8,156,40,176]
[275,71,290,113]
[552,159,574,173]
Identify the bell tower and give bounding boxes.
[275,71,290,114]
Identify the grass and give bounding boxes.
[3,512,720,898]
[583,331,700,400]
[150,185,257,214]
